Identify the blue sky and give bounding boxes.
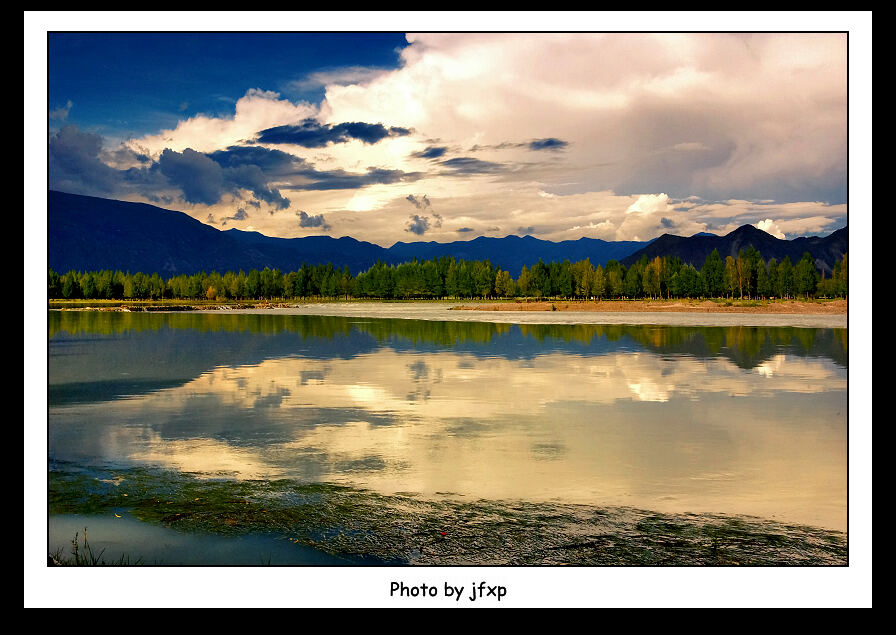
[49,33,408,140]
[38,19,862,247]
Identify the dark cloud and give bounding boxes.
[406,195,441,227]
[439,157,505,174]
[486,226,500,232]
[528,138,568,151]
[48,127,415,207]
[157,148,226,206]
[226,163,290,209]
[469,138,569,152]
[283,166,423,191]
[48,125,121,194]
[158,147,290,209]
[456,227,474,233]
[660,217,675,228]
[207,145,301,174]
[517,226,535,235]
[255,118,410,147]
[206,213,216,225]
[405,215,430,235]
[406,194,431,210]
[411,146,448,159]
[297,210,331,231]
[220,208,249,226]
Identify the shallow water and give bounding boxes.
[49,512,352,566]
[47,310,847,564]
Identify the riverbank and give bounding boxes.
[49,297,847,315]
[450,298,847,314]
[48,298,848,328]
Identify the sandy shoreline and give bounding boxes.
[50,298,848,328]
[450,299,847,314]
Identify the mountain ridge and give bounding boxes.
[621,223,848,274]
[48,191,649,276]
[48,190,846,277]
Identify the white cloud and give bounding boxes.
[756,218,786,239]
[626,193,671,215]
[322,33,846,205]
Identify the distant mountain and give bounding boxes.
[621,224,848,275]
[48,191,649,276]
[386,235,646,276]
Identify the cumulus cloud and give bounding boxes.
[405,215,430,235]
[756,218,786,239]
[297,210,331,231]
[625,193,672,215]
[157,147,290,209]
[49,125,123,195]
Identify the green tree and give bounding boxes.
[794,252,819,299]
[701,249,725,298]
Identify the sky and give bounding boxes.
[41,25,854,246]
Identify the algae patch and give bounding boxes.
[48,465,847,566]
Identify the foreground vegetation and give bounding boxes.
[49,466,847,566]
[48,248,847,302]
[49,529,143,566]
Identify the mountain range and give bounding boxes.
[48,190,847,277]
[621,223,848,275]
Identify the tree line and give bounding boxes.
[48,248,847,301]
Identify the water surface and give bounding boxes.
[47,310,847,563]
